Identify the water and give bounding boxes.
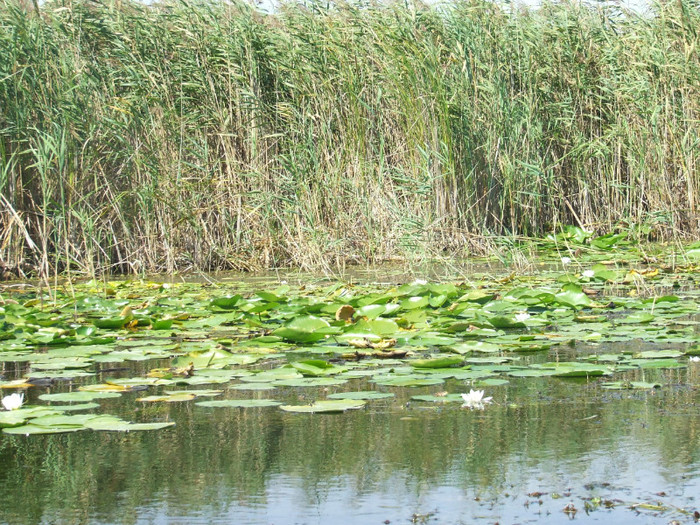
[1,263,699,524]
[1,370,698,524]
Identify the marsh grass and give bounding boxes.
[0,0,698,275]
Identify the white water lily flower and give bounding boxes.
[2,393,24,411]
[582,270,595,278]
[461,389,493,410]
[515,312,530,322]
[561,257,572,265]
[690,356,700,363]
[412,279,428,285]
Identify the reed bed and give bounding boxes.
[0,0,698,275]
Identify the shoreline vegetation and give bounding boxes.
[0,0,698,277]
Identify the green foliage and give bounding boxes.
[1,0,699,273]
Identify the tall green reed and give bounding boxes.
[0,0,698,275]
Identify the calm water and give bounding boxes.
[1,367,698,524]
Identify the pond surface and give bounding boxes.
[1,369,698,524]
[1,240,700,524]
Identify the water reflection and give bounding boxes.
[0,374,698,524]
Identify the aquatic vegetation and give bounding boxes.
[0,241,700,435]
[460,390,493,409]
[1,393,24,410]
[1,0,699,274]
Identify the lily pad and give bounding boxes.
[411,394,464,403]
[279,399,366,413]
[327,391,395,400]
[600,381,661,390]
[39,391,122,402]
[195,399,282,408]
[411,356,464,368]
[3,424,86,435]
[85,416,175,431]
[273,316,332,343]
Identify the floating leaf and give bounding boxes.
[289,360,345,377]
[554,284,592,309]
[449,341,500,354]
[0,407,63,427]
[601,381,661,390]
[487,316,527,329]
[196,399,281,408]
[411,394,464,403]
[411,356,463,368]
[373,377,444,387]
[3,424,85,435]
[47,402,101,411]
[230,383,276,391]
[210,295,242,310]
[632,350,683,359]
[273,316,332,343]
[92,316,131,329]
[352,318,399,336]
[39,391,122,402]
[618,312,655,324]
[279,399,366,413]
[327,391,394,400]
[85,416,175,432]
[137,393,196,402]
[274,377,347,387]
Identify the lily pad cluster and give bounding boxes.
[1,240,700,434]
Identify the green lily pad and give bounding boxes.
[401,296,429,310]
[411,356,464,368]
[137,393,197,402]
[290,360,345,377]
[327,391,395,400]
[93,316,131,329]
[279,399,366,413]
[449,341,500,354]
[633,350,684,359]
[373,377,445,387]
[85,416,175,431]
[195,399,282,408]
[487,316,527,329]
[39,391,122,402]
[554,284,592,309]
[47,402,101,411]
[230,383,276,391]
[3,424,86,435]
[210,295,242,310]
[0,407,64,427]
[274,377,348,387]
[273,316,332,343]
[618,312,655,324]
[411,394,464,403]
[601,381,661,390]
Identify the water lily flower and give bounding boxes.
[690,356,700,363]
[2,393,24,411]
[515,312,530,322]
[582,269,595,278]
[461,389,492,410]
[561,257,572,265]
[412,279,428,285]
